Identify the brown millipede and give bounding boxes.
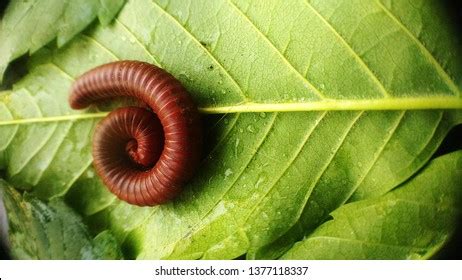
[69,61,202,206]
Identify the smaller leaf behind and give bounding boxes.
[0,179,122,259]
[0,0,127,82]
[280,151,462,260]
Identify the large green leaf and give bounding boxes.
[0,0,461,259]
[3,0,462,111]
[0,0,127,81]
[280,151,462,260]
[0,179,122,259]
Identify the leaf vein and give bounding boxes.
[34,122,74,185]
[227,0,325,100]
[9,88,58,177]
[0,103,19,151]
[345,110,406,202]
[289,111,365,230]
[167,113,279,257]
[304,236,428,252]
[148,0,249,102]
[400,111,445,173]
[113,18,161,66]
[303,0,391,98]
[244,111,328,221]
[81,34,119,60]
[375,0,461,96]
[203,114,240,164]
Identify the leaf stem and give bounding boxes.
[199,97,462,113]
[0,97,461,126]
[0,112,109,126]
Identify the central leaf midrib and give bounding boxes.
[2,96,462,128]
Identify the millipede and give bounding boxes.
[69,61,202,206]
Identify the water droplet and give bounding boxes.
[178,72,191,82]
[149,30,156,42]
[234,138,240,157]
[246,125,255,133]
[239,128,243,133]
[254,174,267,189]
[224,168,233,178]
[86,170,95,178]
[89,54,98,61]
[319,83,325,90]
[0,93,11,104]
[259,112,267,118]
[283,94,289,100]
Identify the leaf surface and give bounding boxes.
[0,0,462,259]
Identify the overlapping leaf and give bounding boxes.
[280,151,462,260]
[0,180,122,259]
[0,0,461,259]
[0,0,127,81]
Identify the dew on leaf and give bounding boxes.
[234,138,240,157]
[254,174,268,189]
[224,168,233,178]
[246,125,255,133]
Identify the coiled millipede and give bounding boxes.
[69,61,202,206]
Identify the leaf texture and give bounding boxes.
[0,0,462,259]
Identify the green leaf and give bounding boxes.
[1,0,462,260]
[280,151,462,260]
[3,0,462,111]
[0,179,122,259]
[0,0,127,81]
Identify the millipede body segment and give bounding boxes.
[69,61,202,206]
